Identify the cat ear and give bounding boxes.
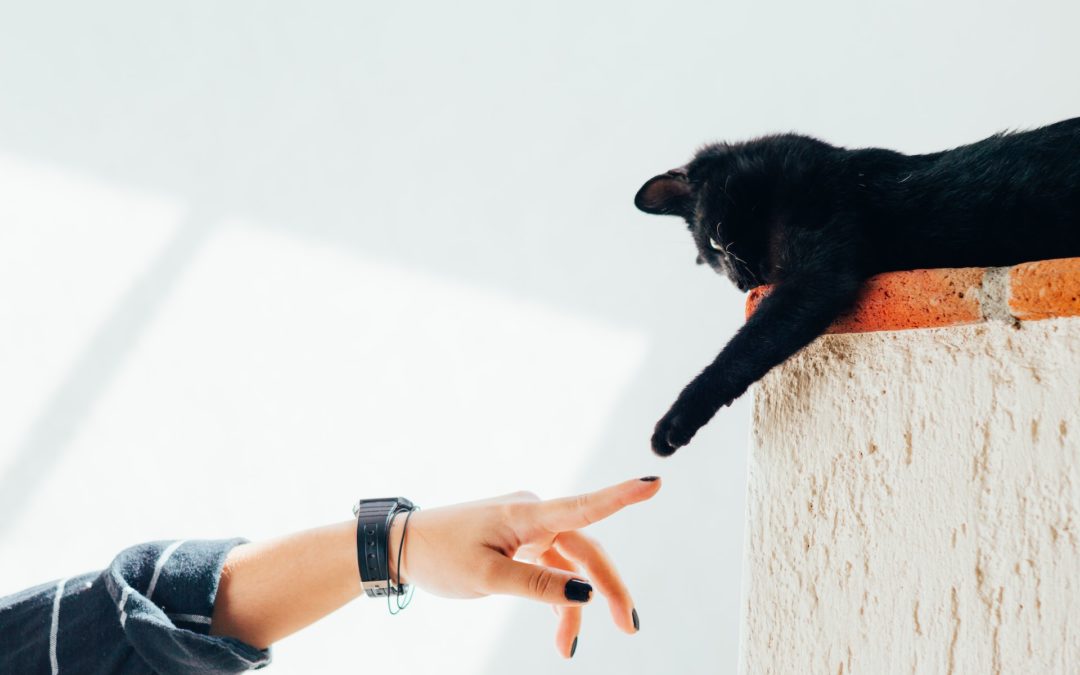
[634,168,693,216]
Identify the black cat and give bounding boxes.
[636,117,1080,456]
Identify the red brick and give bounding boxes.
[746,258,1080,334]
[746,267,985,334]
[1008,258,1080,321]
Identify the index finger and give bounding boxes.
[535,477,661,533]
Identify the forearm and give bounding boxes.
[210,519,387,649]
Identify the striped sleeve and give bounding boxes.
[0,538,270,674]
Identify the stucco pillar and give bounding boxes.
[739,258,1080,674]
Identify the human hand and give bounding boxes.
[390,477,661,658]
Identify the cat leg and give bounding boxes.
[651,270,861,456]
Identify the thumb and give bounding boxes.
[480,555,594,606]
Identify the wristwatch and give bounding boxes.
[353,497,416,598]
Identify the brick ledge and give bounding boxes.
[745,256,1080,334]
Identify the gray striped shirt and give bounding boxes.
[1,538,270,674]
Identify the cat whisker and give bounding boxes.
[719,241,755,282]
[721,241,749,267]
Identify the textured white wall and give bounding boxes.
[742,318,1080,674]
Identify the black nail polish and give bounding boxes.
[632,608,640,631]
[564,578,592,603]
[640,476,659,482]
[570,636,578,658]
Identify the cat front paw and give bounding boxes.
[652,393,734,456]
[651,410,698,457]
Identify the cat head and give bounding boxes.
[634,147,766,292]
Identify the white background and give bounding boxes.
[1,1,1079,673]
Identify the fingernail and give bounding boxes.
[564,578,592,603]
[640,476,659,482]
[632,608,640,632]
[570,635,578,658]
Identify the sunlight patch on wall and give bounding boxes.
[2,219,648,674]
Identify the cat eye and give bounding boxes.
[709,237,724,251]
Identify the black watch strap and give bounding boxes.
[353,497,415,598]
